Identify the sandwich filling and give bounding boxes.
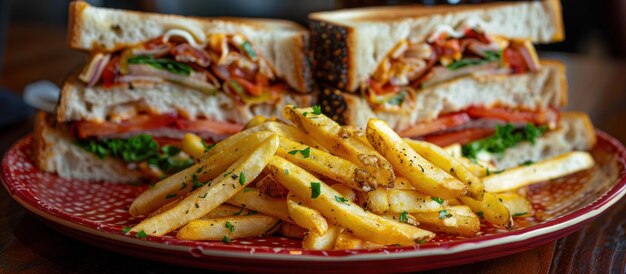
[367,26,541,111]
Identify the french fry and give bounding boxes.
[390,177,415,190]
[495,193,533,218]
[227,188,291,223]
[131,135,279,236]
[366,119,467,199]
[181,133,206,160]
[443,143,462,157]
[483,152,595,192]
[287,192,329,234]
[344,126,373,148]
[255,121,326,152]
[129,131,274,216]
[268,156,434,245]
[460,193,513,228]
[302,223,341,250]
[279,223,307,239]
[277,136,377,191]
[381,213,418,226]
[330,184,357,202]
[283,105,395,187]
[176,215,281,241]
[357,189,389,214]
[412,205,480,237]
[255,173,288,198]
[458,157,492,177]
[405,139,484,199]
[334,229,384,250]
[387,189,447,214]
[203,204,251,218]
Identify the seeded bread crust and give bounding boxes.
[33,111,142,183]
[68,1,313,93]
[309,0,564,92]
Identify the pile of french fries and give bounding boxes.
[127,105,595,250]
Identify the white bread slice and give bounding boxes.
[68,1,312,93]
[309,0,564,91]
[56,75,313,124]
[33,111,142,183]
[493,112,596,169]
[320,61,566,130]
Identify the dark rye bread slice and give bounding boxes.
[68,1,313,93]
[309,0,564,92]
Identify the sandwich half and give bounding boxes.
[36,2,313,182]
[309,0,595,169]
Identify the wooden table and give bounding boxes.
[1,25,625,273]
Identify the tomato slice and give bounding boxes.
[152,137,182,147]
[422,128,495,147]
[232,77,264,97]
[101,56,121,87]
[466,107,558,125]
[76,114,178,139]
[503,47,528,74]
[176,119,243,135]
[398,113,471,138]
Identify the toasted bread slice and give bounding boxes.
[320,61,566,130]
[56,74,313,124]
[68,1,312,93]
[309,0,564,91]
[34,111,142,183]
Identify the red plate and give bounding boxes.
[2,132,626,273]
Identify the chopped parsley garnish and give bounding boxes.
[288,147,311,158]
[192,174,204,190]
[462,123,547,161]
[310,182,321,198]
[165,193,177,199]
[512,212,528,217]
[335,195,350,205]
[238,172,246,185]
[285,169,289,175]
[312,105,322,115]
[247,210,257,215]
[521,160,535,166]
[122,227,132,234]
[399,211,409,223]
[431,197,444,205]
[136,230,148,239]
[223,170,234,177]
[438,210,453,219]
[476,211,485,218]
[447,50,501,70]
[199,193,208,198]
[128,55,192,76]
[416,239,428,244]
[201,139,216,152]
[233,208,244,216]
[243,187,255,193]
[222,235,231,243]
[225,221,235,232]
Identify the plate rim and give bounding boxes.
[2,130,626,262]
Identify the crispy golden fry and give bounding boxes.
[283,105,395,188]
[412,205,480,237]
[129,131,274,216]
[227,188,291,223]
[131,135,279,236]
[357,189,389,214]
[483,152,595,193]
[287,192,329,234]
[387,189,447,214]
[330,184,357,202]
[381,213,418,226]
[495,193,533,218]
[277,136,376,191]
[203,204,250,218]
[443,143,462,158]
[279,223,307,239]
[367,119,467,199]
[176,215,281,241]
[255,121,326,152]
[344,126,373,148]
[243,115,279,130]
[334,229,384,250]
[460,193,512,228]
[389,177,415,190]
[447,199,463,206]
[268,156,434,245]
[255,173,288,198]
[405,139,484,199]
[458,157,492,177]
[302,223,341,250]
[181,133,206,160]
